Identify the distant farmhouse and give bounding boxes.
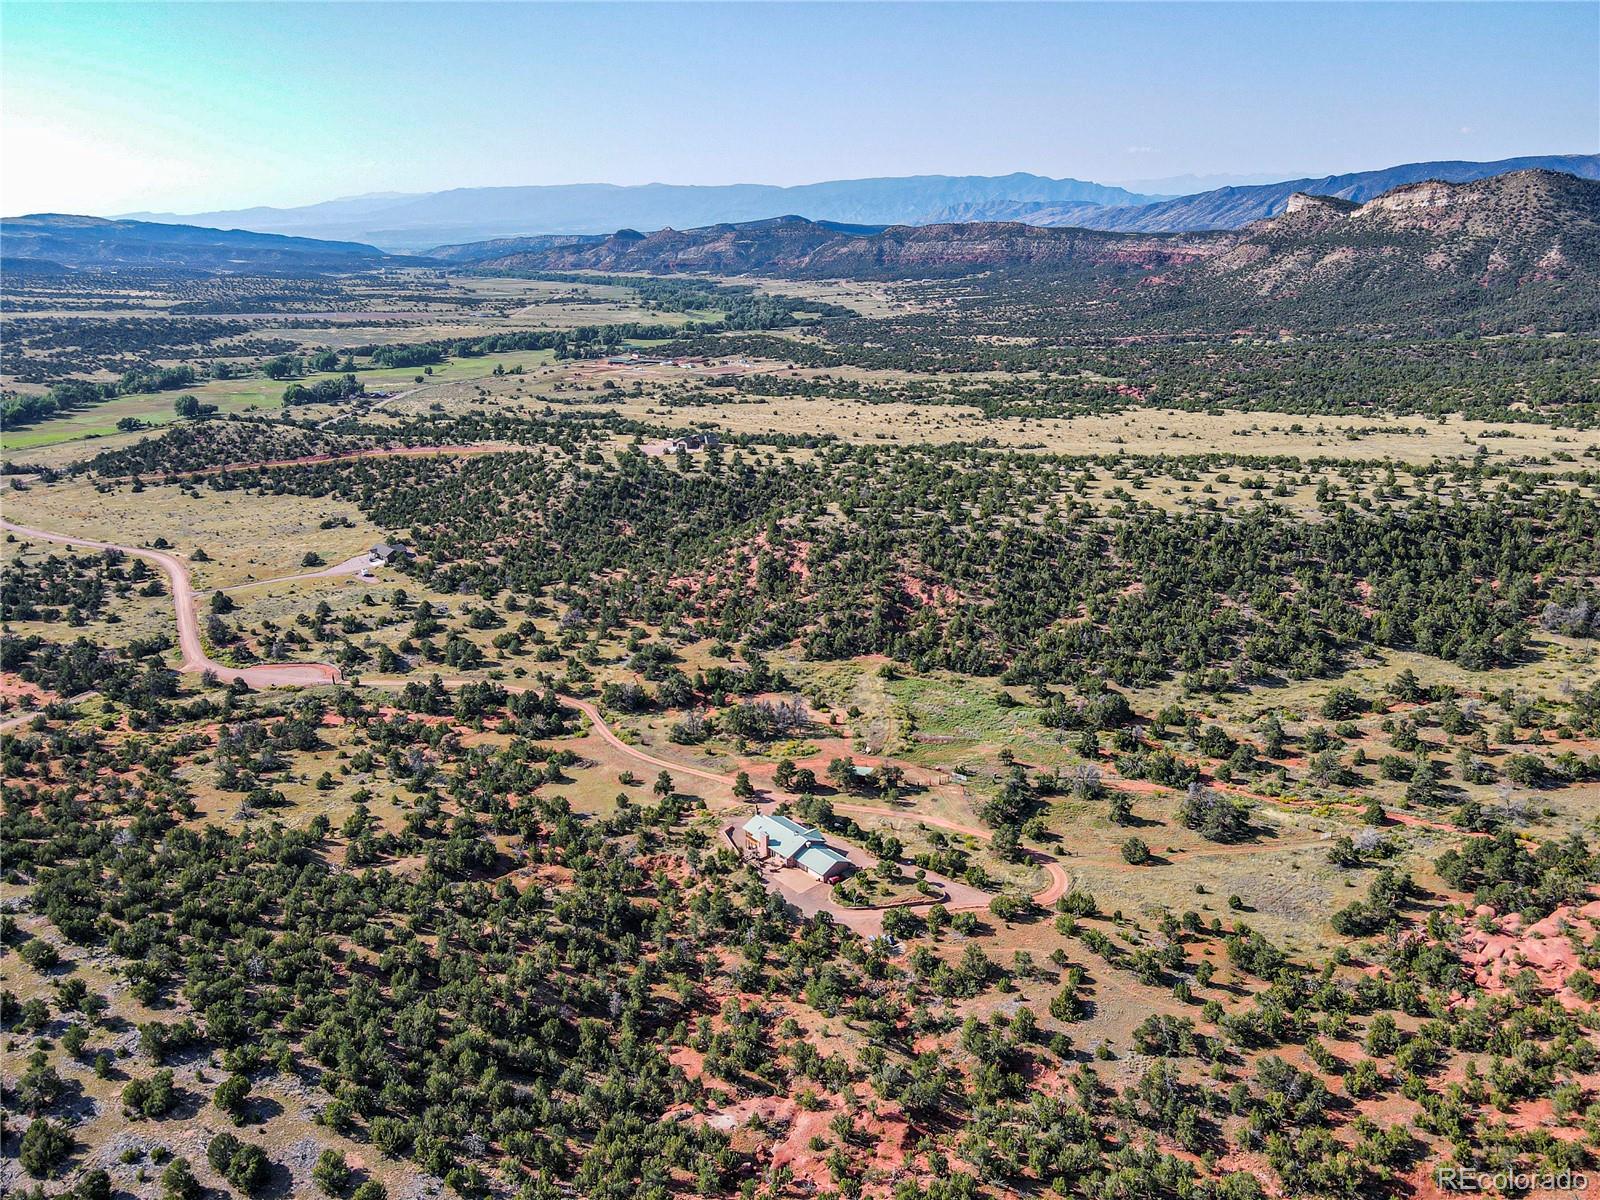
[605,353,708,369]
[666,432,719,453]
[639,431,722,457]
[369,542,412,565]
[742,813,853,883]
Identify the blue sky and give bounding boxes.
[2,2,1595,216]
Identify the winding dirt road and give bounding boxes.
[1,518,340,687]
[833,803,1072,907]
[3,515,1069,905]
[559,694,743,789]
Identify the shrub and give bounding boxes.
[19,1118,74,1178]
[1321,686,1366,720]
[160,1157,201,1200]
[214,1071,251,1122]
[1178,783,1253,843]
[313,1148,351,1195]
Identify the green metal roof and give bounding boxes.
[743,812,821,861]
[795,843,851,878]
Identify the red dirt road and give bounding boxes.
[1,519,340,688]
[4,513,1066,904]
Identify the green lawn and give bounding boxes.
[1,385,271,452]
[1,348,560,453]
[885,674,1077,767]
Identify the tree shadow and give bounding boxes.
[243,1095,284,1125]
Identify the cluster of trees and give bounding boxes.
[2,365,205,430]
[219,424,1599,691]
[2,617,1596,1196]
[2,387,87,428]
[78,416,380,477]
[663,321,1600,428]
[483,272,855,331]
[0,632,178,710]
[263,349,358,379]
[4,313,289,385]
[0,544,162,624]
[283,373,366,406]
[1436,830,1595,918]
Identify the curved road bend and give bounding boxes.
[1,519,340,687]
[2,516,1070,905]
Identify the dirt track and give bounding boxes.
[4,513,1068,905]
[1,518,341,687]
[832,802,1071,907]
[221,552,377,593]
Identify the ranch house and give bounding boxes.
[369,542,412,564]
[666,431,720,453]
[742,813,854,883]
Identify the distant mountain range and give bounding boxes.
[0,214,401,273]
[7,167,1597,335]
[447,170,1600,333]
[116,154,1597,249]
[1109,171,1295,195]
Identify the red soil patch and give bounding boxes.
[667,1044,707,1083]
[0,674,53,706]
[1458,899,1600,1007]
[899,572,959,611]
[689,1093,922,1194]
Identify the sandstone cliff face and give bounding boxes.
[1283,192,1360,217]
[1355,180,1457,215]
[461,171,1600,334]
[1186,170,1600,325]
[1349,170,1599,235]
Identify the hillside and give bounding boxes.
[460,214,1214,278]
[0,214,404,274]
[1007,153,1600,231]
[1180,169,1600,330]
[425,218,889,266]
[462,171,1600,332]
[425,231,607,265]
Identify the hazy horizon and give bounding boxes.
[3,1,1596,218]
[100,157,1590,225]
